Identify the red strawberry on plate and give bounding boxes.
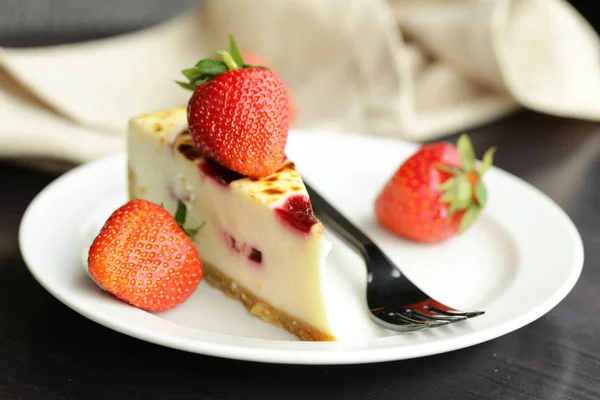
[177,36,290,178]
[374,134,496,243]
[88,199,203,312]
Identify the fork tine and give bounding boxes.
[370,307,415,325]
[417,318,450,328]
[370,308,429,332]
[396,315,436,327]
[411,309,467,323]
[400,310,451,327]
[425,306,485,319]
[395,311,434,325]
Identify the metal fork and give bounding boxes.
[305,182,485,333]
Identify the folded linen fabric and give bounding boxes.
[0,0,598,172]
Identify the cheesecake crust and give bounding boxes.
[203,263,336,342]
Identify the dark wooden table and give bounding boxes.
[1,110,599,400]
[2,3,600,398]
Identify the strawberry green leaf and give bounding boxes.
[184,221,206,240]
[447,201,460,215]
[175,80,197,91]
[459,203,482,233]
[194,59,229,75]
[441,189,455,204]
[173,200,206,239]
[435,163,461,175]
[182,67,202,81]
[436,133,496,224]
[438,177,456,192]
[457,134,475,173]
[449,195,472,215]
[440,174,473,216]
[475,180,487,207]
[448,202,462,217]
[480,146,497,175]
[180,60,228,90]
[229,35,245,67]
[174,200,187,228]
[455,174,472,204]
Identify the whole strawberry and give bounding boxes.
[374,134,496,243]
[88,199,203,312]
[177,36,290,178]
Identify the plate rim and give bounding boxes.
[18,131,585,365]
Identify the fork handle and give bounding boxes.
[305,181,372,257]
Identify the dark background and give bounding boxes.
[569,0,600,31]
[0,0,197,47]
[1,1,600,400]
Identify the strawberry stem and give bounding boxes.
[217,50,239,70]
[176,35,268,91]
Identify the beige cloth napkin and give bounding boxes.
[1,0,599,172]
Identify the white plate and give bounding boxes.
[19,130,584,365]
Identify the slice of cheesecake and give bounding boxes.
[127,107,379,341]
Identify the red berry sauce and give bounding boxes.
[275,195,318,234]
[248,248,263,264]
[199,158,244,186]
[223,232,263,266]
